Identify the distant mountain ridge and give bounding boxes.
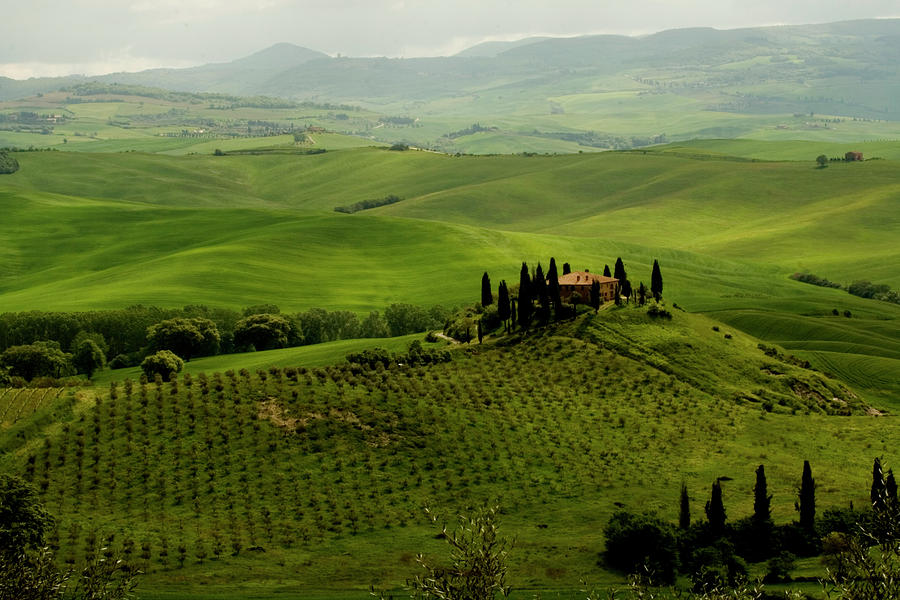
[1,18,899,121]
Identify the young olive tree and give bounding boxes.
[377,505,512,600]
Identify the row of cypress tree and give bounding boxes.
[479,257,665,331]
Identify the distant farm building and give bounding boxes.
[557,271,618,303]
[845,151,863,161]
[306,126,326,133]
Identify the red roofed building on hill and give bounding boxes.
[557,270,618,303]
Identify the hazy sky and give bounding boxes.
[2,0,898,79]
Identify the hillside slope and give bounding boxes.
[1,148,898,403]
[0,309,888,597]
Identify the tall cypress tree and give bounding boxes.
[481,272,493,307]
[872,457,887,511]
[621,279,633,304]
[603,264,612,278]
[562,262,571,275]
[753,465,772,523]
[705,480,726,535]
[547,258,562,318]
[517,262,532,329]
[651,259,663,302]
[533,263,550,323]
[797,460,816,530]
[590,280,601,311]
[497,281,510,332]
[679,483,691,530]
[887,469,898,507]
[614,257,627,282]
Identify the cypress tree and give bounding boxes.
[590,280,601,311]
[797,460,816,530]
[621,278,632,304]
[753,465,772,523]
[533,264,550,323]
[562,262,571,275]
[614,257,627,283]
[517,262,532,329]
[637,282,647,306]
[705,480,726,535]
[497,281,510,332]
[603,264,612,278]
[481,272,493,307]
[679,483,690,530]
[887,469,898,507]
[651,259,663,302]
[477,319,483,344]
[872,457,887,511]
[547,258,562,318]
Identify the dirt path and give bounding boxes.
[434,332,461,344]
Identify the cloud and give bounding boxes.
[0,56,199,79]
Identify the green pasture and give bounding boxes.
[654,138,900,161]
[90,333,442,386]
[1,148,898,404]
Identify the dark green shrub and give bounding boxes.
[603,511,680,585]
[140,350,183,382]
[0,151,19,174]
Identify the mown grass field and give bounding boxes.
[0,309,894,599]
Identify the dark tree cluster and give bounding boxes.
[0,301,451,383]
[344,340,451,369]
[333,194,403,214]
[605,459,892,590]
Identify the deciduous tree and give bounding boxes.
[140,350,183,382]
[72,339,105,378]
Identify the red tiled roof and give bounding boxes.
[557,271,618,286]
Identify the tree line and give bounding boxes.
[791,272,900,306]
[0,302,452,384]
[478,256,664,333]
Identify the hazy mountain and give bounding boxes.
[2,19,899,118]
[454,37,550,57]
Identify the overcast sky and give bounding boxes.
[2,0,899,79]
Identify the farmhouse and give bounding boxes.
[557,270,618,303]
[845,151,863,161]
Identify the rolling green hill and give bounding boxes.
[1,309,893,598]
[1,148,898,404]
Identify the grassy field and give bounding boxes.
[1,308,894,598]
[90,334,443,386]
[0,141,899,597]
[0,147,898,405]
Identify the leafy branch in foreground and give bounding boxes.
[822,486,900,600]
[373,505,512,600]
